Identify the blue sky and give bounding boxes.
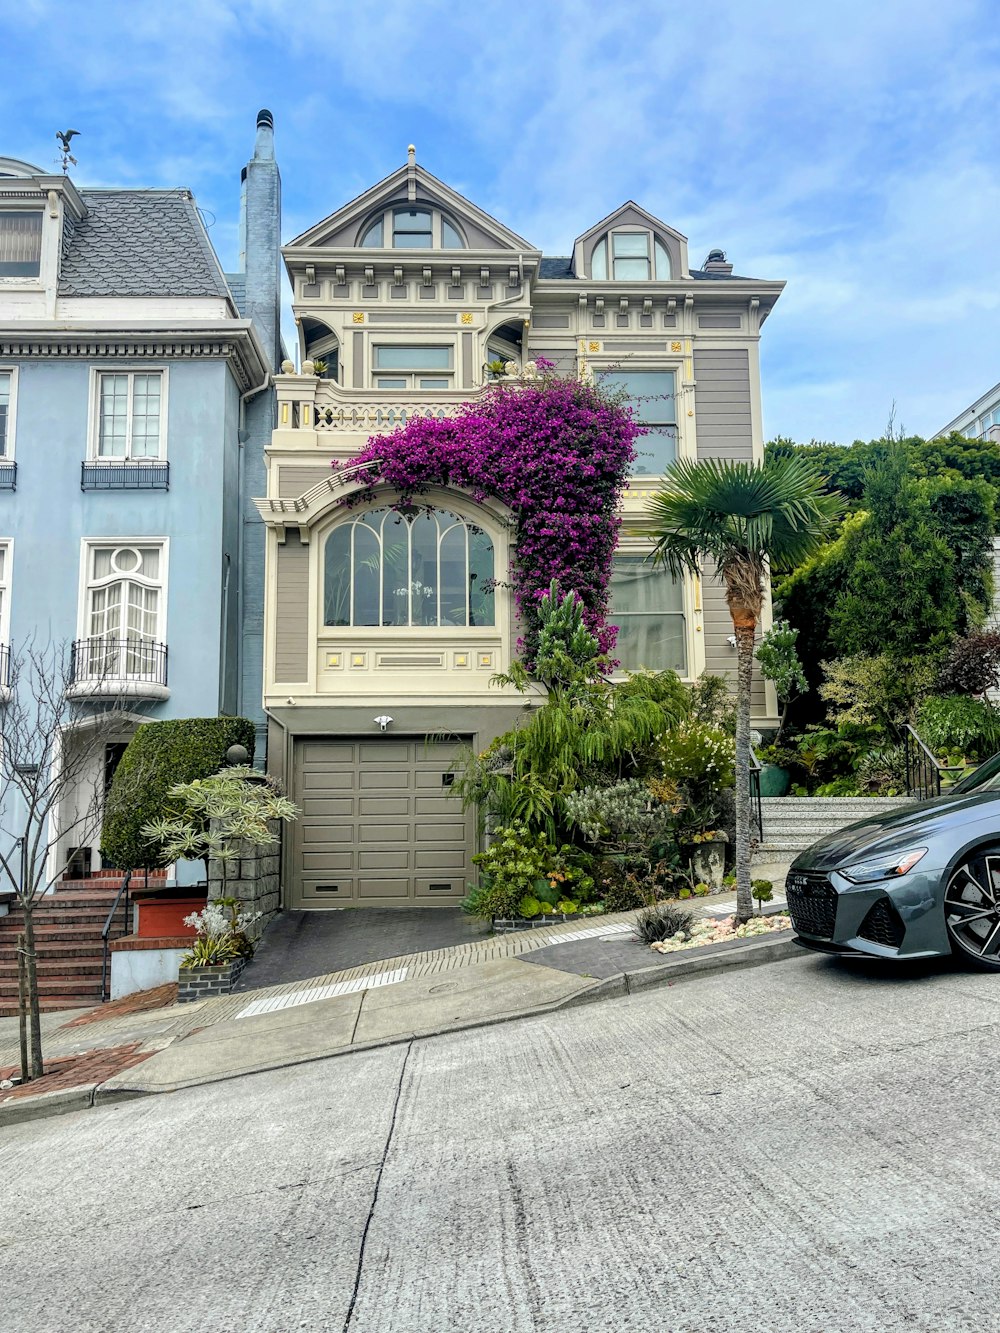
[3,0,999,443]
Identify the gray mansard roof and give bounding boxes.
[59,189,233,300]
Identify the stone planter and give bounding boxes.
[689,841,727,892]
[177,955,246,1003]
[757,764,791,797]
[493,912,582,934]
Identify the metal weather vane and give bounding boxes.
[55,129,80,173]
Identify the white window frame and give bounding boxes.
[0,366,17,460]
[371,343,455,391]
[0,539,12,645]
[88,367,169,463]
[592,360,684,476]
[591,229,672,281]
[77,537,169,650]
[0,207,44,281]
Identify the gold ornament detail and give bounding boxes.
[352,312,365,324]
[460,312,474,325]
[670,341,682,352]
[588,341,600,353]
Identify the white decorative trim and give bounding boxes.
[0,365,16,460]
[87,365,169,463]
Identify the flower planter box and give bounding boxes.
[493,912,583,934]
[134,887,208,939]
[177,955,246,1003]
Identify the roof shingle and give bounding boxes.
[59,190,233,300]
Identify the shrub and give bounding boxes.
[181,898,262,967]
[916,695,1000,763]
[856,745,907,795]
[755,619,808,735]
[659,723,734,836]
[938,633,1000,696]
[634,903,695,944]
[819,655,937,732]
[685,674,736,735]
[463,823,595,919]
[565,779,674,851]
[101,717,255,871]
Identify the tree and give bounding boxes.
[755,619,808,741]
[0,642,147,1081]
[646,458,842,923]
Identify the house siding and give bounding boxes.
[274,530,310,681]
[693,348,753,461]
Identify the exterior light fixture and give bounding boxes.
[374,715,393,731]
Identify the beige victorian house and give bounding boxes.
[257,149,783,909]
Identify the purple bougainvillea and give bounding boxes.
[334,375,638,658]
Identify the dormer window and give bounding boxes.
[0,210,42,277]
[591,230,671,281]
[358,207,466,249]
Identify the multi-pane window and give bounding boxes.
[359,209,466,249]
[591,231,671,280]
[610,556,687,675]
[373,345,452,390]
[0,211,42,277]
[598,369,678,474]
[324,507,495,628]
[84,544,164,678]
[97,372,163,459]
[0,542,11,645]
[0,372,11,457]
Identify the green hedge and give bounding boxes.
[101,716,256,870]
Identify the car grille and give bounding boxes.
[857,897,905,949]
[786,874,837,940]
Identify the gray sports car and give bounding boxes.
[786,755,1000,968]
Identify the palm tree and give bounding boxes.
[647,457,842,922]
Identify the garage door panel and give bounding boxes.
[302,851,354,871]
[358,822,409,842]
[358,796,410,816]
[414,820,467,841]
[293,736,474,908]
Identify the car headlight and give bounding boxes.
[840,848,928,884]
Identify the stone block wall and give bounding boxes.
[207,820,281,942]
[177,955,246,1003]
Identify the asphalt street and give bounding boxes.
[4,951,1000,1332]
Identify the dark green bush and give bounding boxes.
[101,716,255,870]
[916,695,1000,764]
[634,903,695,944]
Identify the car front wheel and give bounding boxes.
[944,849,1000,970]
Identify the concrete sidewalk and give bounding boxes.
[1,881,795,1123]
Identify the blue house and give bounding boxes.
[0,112,282,889]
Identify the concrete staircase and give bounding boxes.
[756,796,916,859]
[0,871,166,1018]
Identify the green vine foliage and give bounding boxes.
[454,584,688,839]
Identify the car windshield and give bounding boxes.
[951,752,1000,794]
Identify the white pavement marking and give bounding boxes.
[531,920,635,945]
[702,897,787,917]
[235,967,409,1019]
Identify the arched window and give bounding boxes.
[324,506,495,628]
[591,231,671,280]
[357,208,466,249]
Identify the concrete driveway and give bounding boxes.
[233,906,492,991]
[6,950,1000,1331]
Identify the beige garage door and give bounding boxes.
[291,737,475,907]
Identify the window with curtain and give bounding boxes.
[97,372,163,459]
[85,544,163,677]
[598,368,677,474]
[324,507,495,628]
[0,211,42,276]
[610,555,686,674]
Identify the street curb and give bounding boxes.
[0,1083,96,1127]
[15,930,800,1121]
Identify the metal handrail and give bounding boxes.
[70,638,168,687]
[100,870,132,1002]
[749,745,764,840]
[903,724,964,800]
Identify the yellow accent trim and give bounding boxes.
[280,402,289,425]
[352,312,365,324]
[588,341,601,353]
[670,341,682,352]
[460,312,474,325]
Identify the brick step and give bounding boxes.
[48,890,129,903]
[0,998,95,1018]
[0,958,103,979]
[0,975,104,999]
[0,938,108,959]
[0,908,128,928]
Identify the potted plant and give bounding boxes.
[754,742,797,797]
[686,828,729,891]
[755,620,808,795]
[177,897,261,1000]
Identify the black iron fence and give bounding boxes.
[81,461,170,491]
[0,460,17,491]
[70,638,168,687]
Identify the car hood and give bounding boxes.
[789,790,1000,872]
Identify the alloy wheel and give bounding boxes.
[944,850,1000,969]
